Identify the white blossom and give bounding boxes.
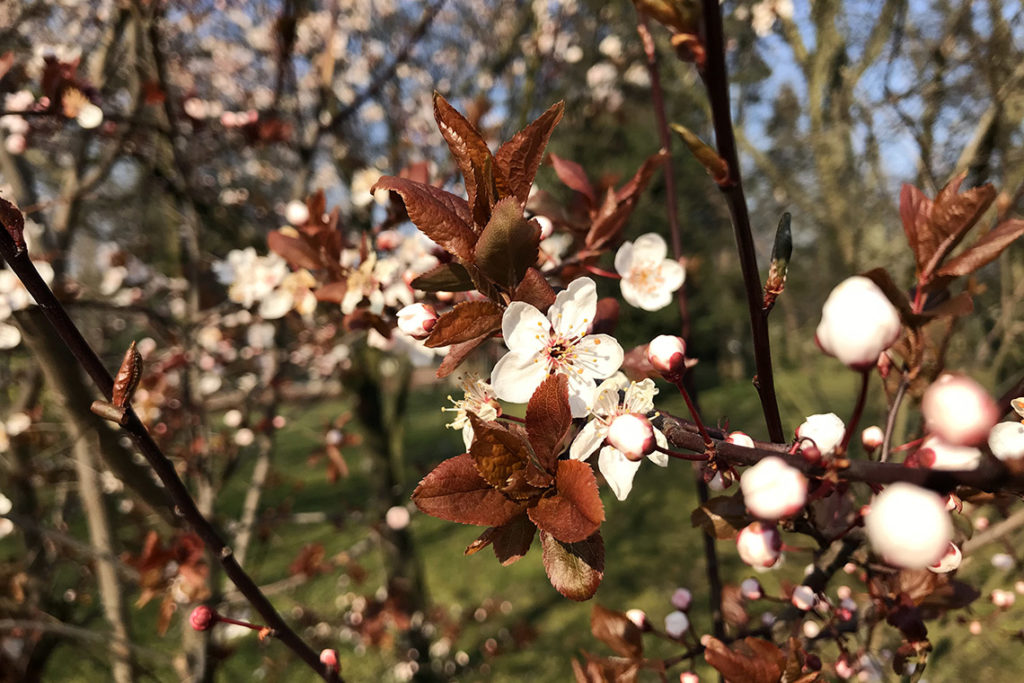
[614,233,685,311]
[815,276,901,369]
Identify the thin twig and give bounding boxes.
[881,373,910,463]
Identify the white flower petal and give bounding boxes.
[598,445,643,500]
[614,240,635,275]
[571,334,624,380]
[550,277,597,338]
[623,378,658,414]
[258,289,293,319]
[648,428,669,467]
[659,260,686,291]
[592,375,628,416]
[502,301,550,353]
[564,370,598,418]
[631,233,669,262]
[570,419,606,461]
[490,351,548,404]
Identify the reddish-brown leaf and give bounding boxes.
[464,513,536,566]
[526,374,572,469]
[550,154,596,205]
[930,174,996,243]
[935,218,1024,279]
[434,92,504,226]
[370,176,477,261]
[495,101,565,203]
[436,334,491,378]
[590,604,643,659]
[691,494,749,540]
[540,530,604,601]
[410,261,475,292]
[900,183,933,270]
[591,297,620,336]
[703,636,784,683]
[412,453,526,527]
[425,300,503,348]
[614,150,668,204]
[721,584,749,628]
[474,196,541,288]
[528,460,604,543]
[112,341,143,408]
[268,230,321,270]
[469,414,531,490]
[512,267,557,313]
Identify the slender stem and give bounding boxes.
[839,371,871,454]
[0,213,338,681]
[583,264,621,280]
[637,14,692,340]
[698,0,784,443]
[672,378,714,449]
[881,373,910,463]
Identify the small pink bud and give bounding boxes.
[319,648,339,670]
[861,426,884,450]
[928,542,962,574]
[670,588,692,611]
[969,620,982,635]
[680,673,699,683]
[625,608,649,630]
[647,335,687,377]
[864,483,952,569]
[190,605,217,631]
[815,276,901,369]
[740,577,763,600]
[726,431,754,448]
[739,456,807,520]
[922,374,998,446]
[606,413,657,461]
[791,585,817,611]
[396,303,438,340]
[736,521,781,568]
[664,610,690,638]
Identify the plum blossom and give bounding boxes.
[864,482,952,569]
[736,521,781,567]
[614,233,685,311]
[796,413,845,458]
[815,276,901,369]
[213,248,288,309]
[442,374,501,449]
[569,375,668,500]
[740,456,807,520]
[490,277,623,418]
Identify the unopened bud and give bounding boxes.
[989,421,1024,461]
[320,648,339,671]
[725,431,754,448]
[190,605,217,631]
[922,374,998,446]
[929,542,962,574]
[992,589,1016,608]
[815,276,901,370]
[736,521,781,568]
[396,303,438,340]
[796,413,845,459]
[664,610,690,638]
[625,608,649,630]
[670,587,692,611]
[791,585,817,611]
[606,413,657,461]
[285,199,310,226]
[740,577,763,600]
[647,335,687,377]
[861,426,884,451]
[740,456,807,520]
[864,483,952,569]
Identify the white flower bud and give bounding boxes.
[606,413,657,461]
[740,456,807,520]
[680,673,699,683]
[791,585,817,611]
[285,200,310,226]
[726,431,755,448]
[670,588,692,611]
[736,521,781,568]
[921,374,998,446]
[664,610,690,638]
[740,577,763,600]
[396,303,438,340]
[912,435,981,470]
[625,608,648,630]
[796,413,845,459]
[992,589,1016,608]
[647,335,687,376]
[815,276,901,369]
[989,421,1024,461]
[76,102,104,129]
[802,620,821,639]
[861,426,884,450]
[864,483,952,569]
[928,542,962,573]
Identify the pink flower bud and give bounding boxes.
[726,431,754,448]
[796,413,845,459]
[989,421,1024,461]
[664,610,690,638]
[736,521,781,568]
[625,608,649,630]
[740,456,808,520]
[928,542,962,574]
[680,673,699,683]
[647,335,687,377]
[740,577,763,600]
[922,374,998,446]
[606,413,657,461]
[864,483,952,569]
[189,605,217,631]
[396,303,438,340]
[815,276,901,369]
[791,585,817,611]
[670,588,692,611]
[319,648,339,670]
[861,426,884,451]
